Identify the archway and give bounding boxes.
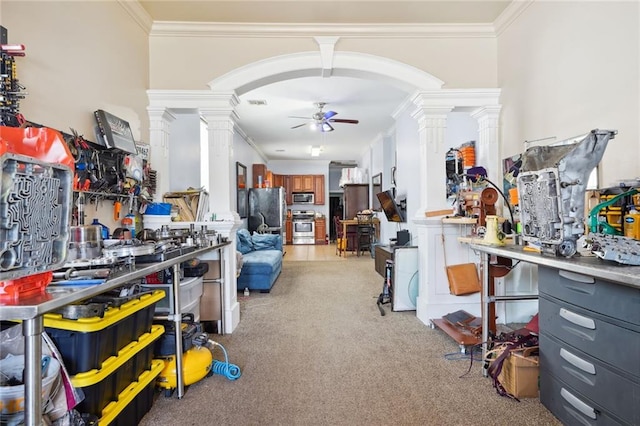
[208,50,445,95]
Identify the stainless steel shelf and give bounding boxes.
[0,243,230,321]
[0,241,230,426]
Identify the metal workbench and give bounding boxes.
[0,242,229,426]
[469,243,640,375]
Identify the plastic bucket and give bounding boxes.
[144,203,172,216]
[0,355,61,414]
[143,214,172,231]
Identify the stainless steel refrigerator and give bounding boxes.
[248,187,286,240]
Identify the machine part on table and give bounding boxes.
[67,225,103,261]
[587,188,638,235]
[53,302,107,319]
[102,240,156,258]
[589,233,640,265]
[0,127,74,282]
[52,267,111,280]
[516,129,616,257]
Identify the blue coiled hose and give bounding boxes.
[209,341,241,381]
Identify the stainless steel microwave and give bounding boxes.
[292,192,314,204]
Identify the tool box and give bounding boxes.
[44,290,165,375]
[71,325,164,417]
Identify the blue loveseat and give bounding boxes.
[236,229,283,292]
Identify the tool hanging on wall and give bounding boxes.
[0,43,27,127]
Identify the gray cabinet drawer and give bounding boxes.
[539,296,640,377]
[538,266,640,326]
[540,333,640,424]
[541,373,626,425]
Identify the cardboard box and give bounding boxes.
[498,347,539,398]
[200,280,221,321]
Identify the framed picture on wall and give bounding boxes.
[237,162,248,218]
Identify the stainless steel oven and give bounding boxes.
[292,210,315,244]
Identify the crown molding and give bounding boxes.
[493,0,535,36]
[118,0,153,33]
[149,22,496,39]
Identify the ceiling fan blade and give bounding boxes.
[288,116,312,119]
[323,110,338,120]
[329,119,359,124]
[291,123,307,129]
[321,122,334,132]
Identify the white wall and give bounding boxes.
[498,1,639,188]
[3,1,150,233]
[3,1,150,144]
[168,112,202,191]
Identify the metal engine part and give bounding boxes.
[516,129,616,257]
[0,153,73,278]
[589,233,640,265]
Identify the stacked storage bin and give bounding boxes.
[44,290,166,425]
[142,276,204,321]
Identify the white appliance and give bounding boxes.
[292,210,315,244]
[392,246,418,311]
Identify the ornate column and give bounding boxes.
[410,95,454,216]
[198,92,240,220]
[147,107,175,201]
[471,105,502,186]
[199,94,242,334]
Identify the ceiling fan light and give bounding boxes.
[321,122,333,132]
[310,122,318,131]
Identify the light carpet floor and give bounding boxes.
[139,259,560,426]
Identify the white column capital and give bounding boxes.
[471,105,502,121]
[147,106,176,124]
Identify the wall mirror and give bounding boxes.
[236,162,247,218]
[372,173,382,211]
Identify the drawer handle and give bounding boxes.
[558,270,595,284]
[560,348,596,374]
[559,308,596,330]
[560,388,597,419]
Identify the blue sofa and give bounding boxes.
[236,229,283,293]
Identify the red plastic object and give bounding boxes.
[0,126,75,170]
[0,271,53,302]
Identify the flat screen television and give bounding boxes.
[376,190,405,222]
[94,109,138,154]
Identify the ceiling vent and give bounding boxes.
[247,99,267,106]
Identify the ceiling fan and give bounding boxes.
[290,102,359,132]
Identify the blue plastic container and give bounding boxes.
[145,202,172,215]
[92,218,110,239]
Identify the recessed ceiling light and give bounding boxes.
[246,99,267,106]
[275,149,285,152]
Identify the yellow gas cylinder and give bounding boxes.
[623,206,640,239]
[156,345,213,390]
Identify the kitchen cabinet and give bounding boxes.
[283,175,292,205]
[315,218,326,244]
[314,175,325,205]
[292,175,314,192]
[343,184,369,220]
[285,219,293,245]
[273,174,284,189]
[252,164,267,188]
